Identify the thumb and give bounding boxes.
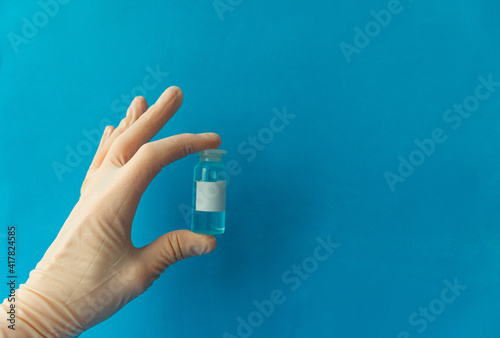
[138,229,217,277]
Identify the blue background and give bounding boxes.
[1,0,500,337]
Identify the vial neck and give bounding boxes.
[199,157,222,162]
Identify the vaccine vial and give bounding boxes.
[191,149,228,235]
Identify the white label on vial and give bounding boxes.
[195,181,226,212]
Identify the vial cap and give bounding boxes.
[198,149,227,161]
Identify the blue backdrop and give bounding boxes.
[1,0,500,337]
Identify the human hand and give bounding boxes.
[1,86,221,337]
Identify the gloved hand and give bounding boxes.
[1,86,221,337]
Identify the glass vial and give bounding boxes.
[191,149,228,235]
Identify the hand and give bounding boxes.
[1,86,221,337]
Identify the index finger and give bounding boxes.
[123,132,222,198]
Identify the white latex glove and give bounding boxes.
[1,87,221,337]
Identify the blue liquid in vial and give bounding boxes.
[192,210,226,235]
[191,149,228,235]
